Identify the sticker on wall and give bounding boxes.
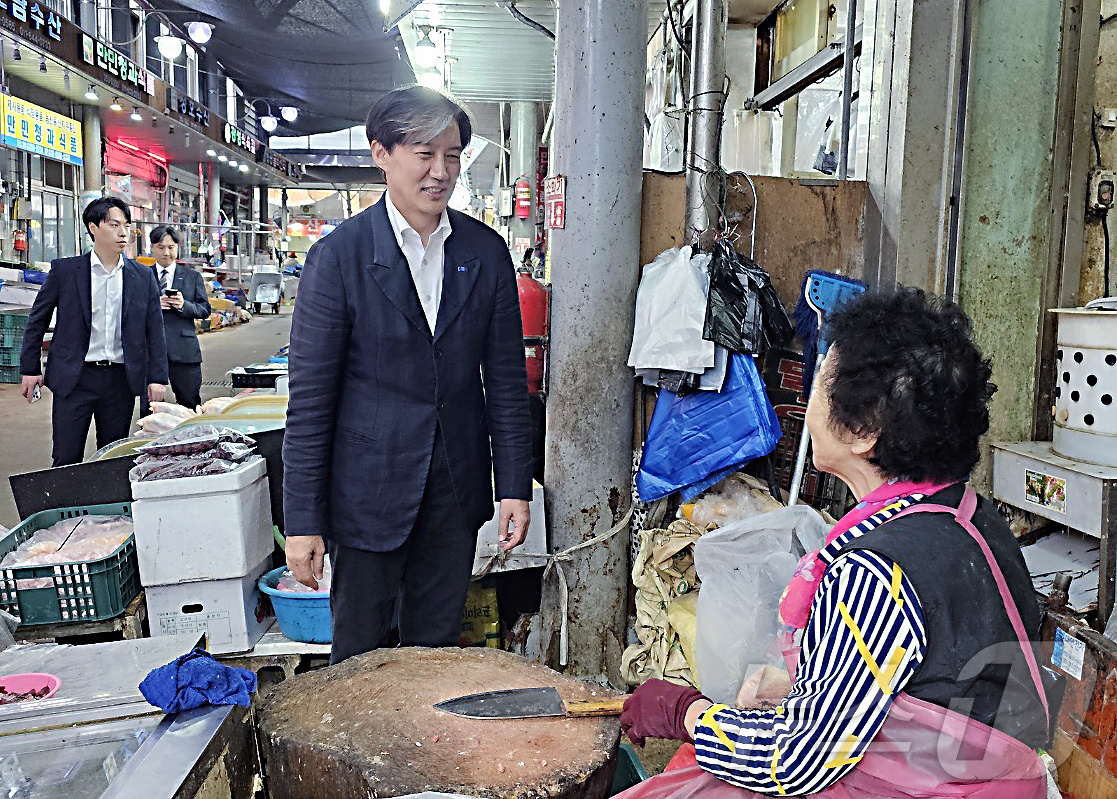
[1025,469,1066,514]
[1052,627,1085,680]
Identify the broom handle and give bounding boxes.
[789,352,825,505]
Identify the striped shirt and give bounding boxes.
[693,497,929,796]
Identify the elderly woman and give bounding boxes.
[620,288,1051,798]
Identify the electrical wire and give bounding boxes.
[1103,12,1117,26]
[1105,213,1112,298]
[505,1,555,40]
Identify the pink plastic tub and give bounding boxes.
[0,672,61,701]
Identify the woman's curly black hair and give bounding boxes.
[821,286,996,482]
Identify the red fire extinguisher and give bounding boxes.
[518,268,549,396]
[514,176,532,220]
[12,229,26,252]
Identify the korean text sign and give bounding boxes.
[1,95,83,165]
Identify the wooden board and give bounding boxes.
[258,647,621,799]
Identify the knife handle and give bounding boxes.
[562,697,627,717]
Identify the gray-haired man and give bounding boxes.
[282,86,533,663]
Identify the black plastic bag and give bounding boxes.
[702,240,793,357]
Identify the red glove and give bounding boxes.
[620,678,709,747]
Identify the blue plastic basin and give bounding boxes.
[258,566,331,644]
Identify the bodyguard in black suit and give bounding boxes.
[21,197,168,466]
[149,225,211,410]
[283,87,533,663]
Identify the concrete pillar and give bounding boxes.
[540,0,647,685]
[258,185,269,256]
[81,106,102,194]
[859,0,969,291]
[509,101,539,254]
[77,0,96,33]
[207,163,220,254]
[956,0,1065,488]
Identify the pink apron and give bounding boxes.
[617,487,1048,799]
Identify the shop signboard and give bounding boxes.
[0,94,82,165]
[536,146,548,221]
[166,86,209,129]
[544,175,566,230]
[258,148,302,181]
[224,123,260,158]
[81,34,154,97]
[0,2,62,42]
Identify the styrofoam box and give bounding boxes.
[130,456,273,585]
[146,558,273,654]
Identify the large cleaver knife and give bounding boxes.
[434,687,626,720]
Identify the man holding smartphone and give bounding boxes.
[150,225,210,411]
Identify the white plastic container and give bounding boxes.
[130,456,273,585]
[1051,309,1117,467]
[146,558,273,654]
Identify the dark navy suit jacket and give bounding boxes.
[20,253,169,397]
[282,197,533,551]
[157,264,210,364]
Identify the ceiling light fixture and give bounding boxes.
[380,0,390,14]
[206,148,216,157]
[109,97,123,111]
[63,69,69,90]
[184,132,190,146]
[414,26,438,69]
[228,160,238,167]
[155,34,184,61]
[418,68,443,90]
[259,115,278,133]
[239,163,249,172]
[280,106,298,122]
[185,21,213,45]
[130,106,142,121]
[84,84,98,101]
[11,43,20,61]
[217,154,227,162]
[38,55,46,73]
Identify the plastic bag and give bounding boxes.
[703,240,793,357]
[139,412,182,435]
[149,402,197,420]
[199,397,235,414]
[139,425,253,456]
[129,456,249,482]
[693,505,830,704]
[628,246,715,373]
[688,474,784,529]
[637,354,781,502]
[276,556,332,593]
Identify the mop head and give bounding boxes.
[793,270,866,398]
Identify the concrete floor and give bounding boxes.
[0,307,293,529]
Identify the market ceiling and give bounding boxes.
[154,0,414,137]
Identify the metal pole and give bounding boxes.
[685,0,728,246]
[837,0,858,180]
[509,101,539,253]
[541,0,647,685]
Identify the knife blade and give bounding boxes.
[434,686,626,720]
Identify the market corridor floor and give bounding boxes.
[0,306,294,528]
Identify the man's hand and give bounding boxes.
[498,499,530,551]
[159,294,185,311]
[147,383,166,403]
[21,375,43,402]
[286,534,326,590]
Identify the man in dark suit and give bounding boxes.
[149,225,211,410]
[283,86,533,664]
[20,197,168,466]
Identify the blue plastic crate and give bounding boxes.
[0,503,140,626]
[21,269,46,285]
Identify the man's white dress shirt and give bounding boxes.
[157,261,176,293]
[86,251,125,363]
[385,193,453,332]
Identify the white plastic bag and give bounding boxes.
[694,505,830,704]
[628,246,715,373]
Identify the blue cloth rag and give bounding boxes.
[139,647,257,713]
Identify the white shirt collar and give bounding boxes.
[90,250,124,274]
[384,192,451,249]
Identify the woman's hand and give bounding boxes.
[620,678,709,747]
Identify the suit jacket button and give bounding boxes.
[435,348,443,358]
[437,402,445,410]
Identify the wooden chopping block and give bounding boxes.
[258,647,622,799]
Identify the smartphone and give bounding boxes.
[164,288,180,297]
[30,385,41,403]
